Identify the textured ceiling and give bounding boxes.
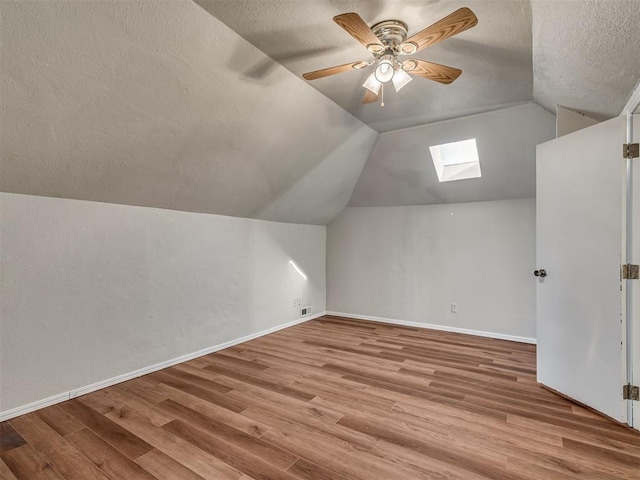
[531,0,640,120]
[0,0,377,225]
[2,0,639,224]
[196,0,534,132]
[349,103,555,206]
[196,0,640,131]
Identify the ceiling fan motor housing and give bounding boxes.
[371,20,409,50]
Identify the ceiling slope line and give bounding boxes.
[192,0,375,133]
[378,101,534,136]
[256,126,379,225]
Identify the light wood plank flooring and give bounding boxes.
[1,315,639,479]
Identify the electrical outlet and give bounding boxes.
[293,297,298,307]
[451,303,457,313]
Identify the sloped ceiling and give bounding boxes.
[196,0,534,132]
[196,0,640,132]
[193,0,640,209]
[531,0,640,120]
[350,103,555,206]
[2,1,639,224]
[0,0,377,225]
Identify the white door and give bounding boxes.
[536,116,627,423]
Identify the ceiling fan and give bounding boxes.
[302,8,478,107]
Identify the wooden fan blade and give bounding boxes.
[302,61,367,80]
[362,88,379,104]
[400,7,478,54]
[404,59,462,84]
[334,13,384,52]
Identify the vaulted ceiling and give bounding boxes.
[1,1,639,225]
[197,0,640,131]
[0,0,377,225]
[350,103,555,207]
[196,0,534,132]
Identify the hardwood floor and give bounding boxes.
[1,315,639,479]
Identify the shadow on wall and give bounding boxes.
[255,124,379,225]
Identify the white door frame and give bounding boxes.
[622,85,640,428]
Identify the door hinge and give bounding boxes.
[623,384,639,401]
[622,264,639,280]
[623,143,639,158]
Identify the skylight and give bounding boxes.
[429,138,481,182]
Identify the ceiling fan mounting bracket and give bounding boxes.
[371,20,408,48]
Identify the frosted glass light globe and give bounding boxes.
[374,60,394,83]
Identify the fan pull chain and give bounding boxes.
[381,84,384,108]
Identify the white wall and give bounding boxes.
[327,199,536,341]
[0,193,326,415]
[556,106,599,138]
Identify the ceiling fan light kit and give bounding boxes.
[302,8,478,107]
[374,56,395,83]
[392,68,413,92]
[363,72,382,95]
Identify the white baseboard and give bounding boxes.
[0,312,325,422]
[0,392,72,423]
[325,311,537,345]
